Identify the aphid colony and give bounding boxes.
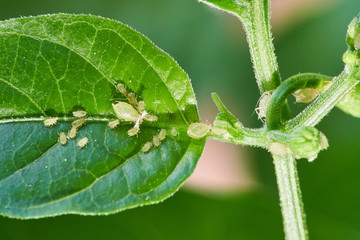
[44,110,88,149]
[141,128,167,153]
[111,83,158,136]
[111,82,171,153]
[187,122,231,140]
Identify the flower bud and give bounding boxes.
[286,126,326,160]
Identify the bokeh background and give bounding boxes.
[1,0,360,239]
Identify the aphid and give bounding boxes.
[211,128,231,139]
[116,83,127,95]
[159,129,166,141]
[137,101,145,112]
[320,132,329,150]
[144,114,158,122]
[72,118,85,128]
[142,142,152,153]
[73,110,86,118]
[108,119,120,129]
[128,127,139,136]
[77,137,88,148]
[44,117,58,127]
[153,135,160,147]
[112,102,140,122]
[255,91,272,120]
[59,132,67,145]
[127,92,138,106]
[187,123,210,139]
[69,126,77,139]
[293,88,319,103]
[171,127,178,136]
[268,142,289,157]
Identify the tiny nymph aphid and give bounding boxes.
[59,132,67,145]
[77,137,88,148]
[69,126,77,139]
[142,142,152,153]
[116,83,127,96]
[171,127,178,136]
[73,110,87,118]
[128,127,139,136]
[255,91,272,120]
[108,119,120,129]
[153,135,160,147]
[44,117,58,127]
[72,118,85,128]
[159,129,166,141]
[187,123,210,139]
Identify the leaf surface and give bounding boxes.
[0,14,204,218]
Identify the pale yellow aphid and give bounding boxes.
[72,118,85,128]
[44,117,58,127]
[293,88,319,103]
[73,110,87,118]
[68,126,77,139]
[77,137,88,148]
[187,123,210,139]
[59,132,67,145]
[116,83,127,95]
[153,135,160,147]
[112,102,140,122]
[320,132,329,150]
[127,92,138,106]
[108,119,120,129]
[144,114,158,122]
[159,129,166,141]
[171,127,178,136]
[255,91,272,120]
[142,142,152,153]
[211,128,231,140]
[128,127,139,136]
[268,142,289,157]
[137,101,145,112]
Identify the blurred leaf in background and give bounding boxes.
[1,0,360,239]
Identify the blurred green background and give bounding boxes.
[1,0,360,239]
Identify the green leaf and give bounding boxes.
[0,14,205,218]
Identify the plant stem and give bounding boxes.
[242,0,280,93]
[273,153,309,240]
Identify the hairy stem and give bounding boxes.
[242,0,280,93]
[273,153,309,240]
